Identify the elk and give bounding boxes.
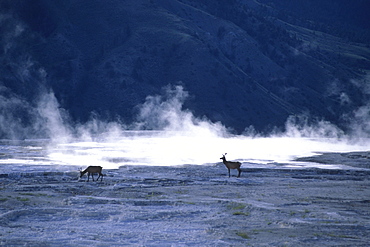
[79,166,104,182]
[220,153,242,177]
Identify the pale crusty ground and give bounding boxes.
[0,152,369,246]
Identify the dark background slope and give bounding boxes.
[1,0,369,137]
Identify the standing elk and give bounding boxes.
[220,153,242,177]
[79,166,104,182]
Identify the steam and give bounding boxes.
[0,12,25,55]
[0,87,35,139]
[0,9,55,140]
[0,89,70,141]
[36,92,73,143]
[135,85,228,137]
[1,5,368,144]
[349,103,370,139]
[1,82,369,142]
[1,83,369,168]
[347,74,370,140]
[1,5,368,169]
[282,115,345,139]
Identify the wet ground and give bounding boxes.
[0,152,369,246]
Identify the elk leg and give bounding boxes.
[237,168,241,178]
[228,168,231,177]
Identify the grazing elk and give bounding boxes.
[79,166,104,182]
[220,153,242,177]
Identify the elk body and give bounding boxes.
[79,166,103,182]
[220,153,242,177]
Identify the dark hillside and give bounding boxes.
[257,0,370,43]
[0,0,369,137]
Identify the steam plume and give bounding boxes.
[135,85,228,137]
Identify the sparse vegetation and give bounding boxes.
[233,211,250,216]
[326,233,359,239]
[0,161,369,245]
[16,197,29,202]
[227,202,246,211]
[236,232,251,239]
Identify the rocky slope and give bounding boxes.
[1,0,369,137]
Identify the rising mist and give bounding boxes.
[1,0,369,136]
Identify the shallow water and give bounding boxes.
[0,133,369,174]
[1,134,369,246]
